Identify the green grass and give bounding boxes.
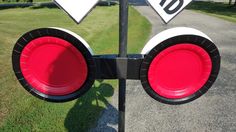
[187,1,236,23]
[0,0,50,3]
[0,6,151,131]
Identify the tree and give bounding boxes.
[229,0,236,6]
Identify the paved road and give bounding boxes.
[91,6,236,132]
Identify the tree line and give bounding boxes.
[2,0,33,2]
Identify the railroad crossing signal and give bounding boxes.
[12,27,220,103]
[12,0,221,105]
[12,0,221,131]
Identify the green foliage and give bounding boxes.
[187,1,236,23]
[1,0,49,3]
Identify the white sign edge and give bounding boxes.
[53,0,99,24]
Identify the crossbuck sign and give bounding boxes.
[54,0,192,23]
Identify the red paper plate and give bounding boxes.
[148,43,212,99]
[13,28,95,102]
[140,35,220,104]
[20,36,88,96]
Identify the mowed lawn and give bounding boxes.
[0,6,151,131]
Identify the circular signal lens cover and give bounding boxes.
[140,35,220,104]
[148,44,212,99]
[20,36,88,96]
[12,28,95,102]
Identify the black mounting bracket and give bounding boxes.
[93,54,144,80]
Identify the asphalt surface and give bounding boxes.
[91,6,236,132]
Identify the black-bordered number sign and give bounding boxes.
[12,28,95,102]
[147,0,192,23]
[140,27,220,104]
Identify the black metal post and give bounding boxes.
[118,0,128,131]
